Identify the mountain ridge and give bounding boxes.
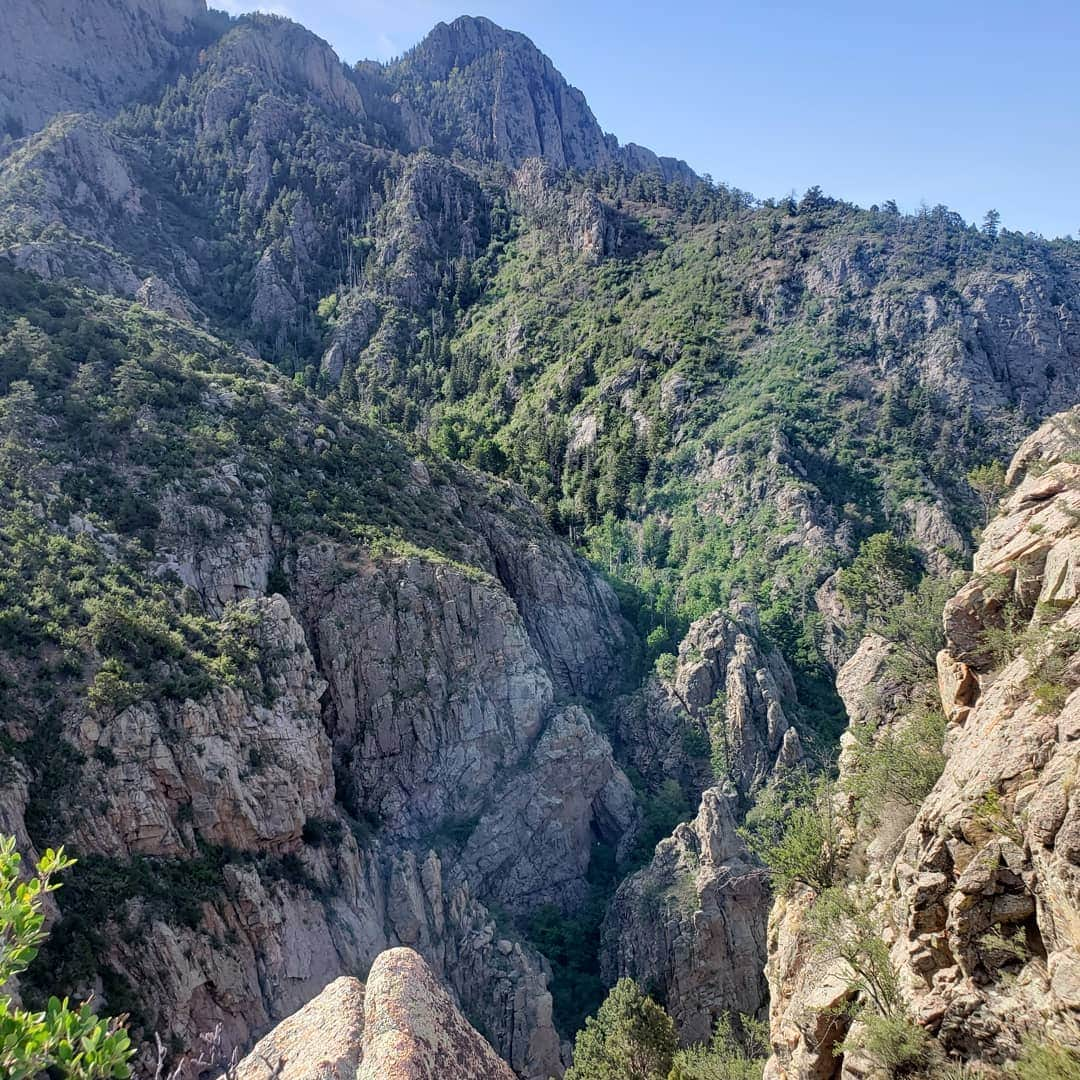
[0,3,1078,1078]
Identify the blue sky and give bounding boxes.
[215,0,1080,239]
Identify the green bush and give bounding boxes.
[668,1014,768,1080]
[1010,1038,1080,1080]
[0,836,133,1079]
[565,978,677,1080]
[843,707,946,825]
[739,770,837,893]
[806,887,900,1019]
[840,1012,940,1077]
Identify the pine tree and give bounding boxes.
[565,978,677,1080]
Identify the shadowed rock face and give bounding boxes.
[0,0,207,136]
[231,950,515,1080]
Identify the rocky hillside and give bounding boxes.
[763,408,1080,1077]
[1,3,1079,1079]
[0,0,214,137]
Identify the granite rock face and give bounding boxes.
[389,16,695,182]
[0,422,639,1078]
[0,0,206,136]
[763,409,1080,1078]
[613,604,802,803]
[672,604,802,803]
[230,951,519,1080]
[359,948,517,1080]
[232,975,366,1080]
[460,705,639,915]
[602,788,771,1044]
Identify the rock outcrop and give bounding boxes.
[360,948,517,1080]
[602,788,770,1043]
[231,950,516,1080]
[389,17,695,181]
[0,0,207,136]
[460,705,638,915]
[233,976,366,1080]
[763,409,1080,1077]
[615,604,802,805]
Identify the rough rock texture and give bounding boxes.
[293,544,551,839]
[460,705,638,915]
[155,469,274,613]
[763,410,1080,1078]
[360,948,516,1080]
[67,595,332,857]
[512,158,614,264]
[233,976,366,1080]
[391,17,695,182]
[0,434,637,1078]
[0,0,206,136]
[602,788,770,1043]
[613,604,802,803]
[677,605,802,801]
[231,952,521,1080]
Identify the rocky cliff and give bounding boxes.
[0,0,208,137]
[231,948,515,1080]
[388,17,695,182]
[763,407,1080,1078]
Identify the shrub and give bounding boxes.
[840,1012,941,1077]
[1010,1038,1080,1080]
[655,652,677,681]
[739,770,837,894]
[843,707,946,825]
[565,978,678,1080]
[0,836,133,1079]
[668,1013,768,1080]
[837,533,920,623]
[806,887,900,1019]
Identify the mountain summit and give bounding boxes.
[389,15,696,180]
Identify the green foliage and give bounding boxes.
[875,574,955,686]
[526,842,618,1037]
[1009,1038,1080,1080]
[0,837,133,1080]
[967,460,1008,525]
[843,707,946,825]
[564,978,678,1080]
[806,886,900,1019]
[654,652,677,681]
[668,1014,768,1080]
[839,1012,941,1078]
[631,779,694,869]
[739,770,837,894]
[836,532,920,623]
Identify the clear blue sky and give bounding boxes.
[216,0,1080,239]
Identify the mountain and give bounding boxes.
[0,0,214,137]
[0,3,1078,1079]
[387,16,697,181]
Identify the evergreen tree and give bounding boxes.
[565,978,678,1080]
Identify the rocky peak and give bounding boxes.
[602,787,770,1043]
[230,949,516,1080]
[389,16,695,181]
[0,0,209,136]
[201,16,367,120]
